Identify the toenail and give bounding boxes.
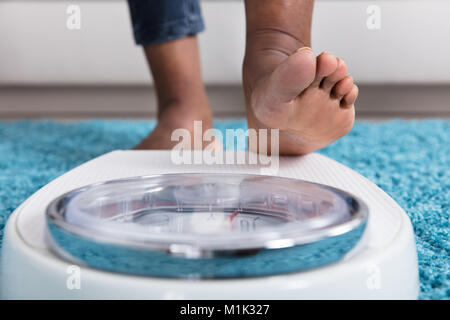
[296,47,313,53]
[338,58,347,67]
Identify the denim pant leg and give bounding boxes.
[127,0,205,46]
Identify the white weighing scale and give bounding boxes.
[0,151,419,299]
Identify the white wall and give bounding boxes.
[0,0,450,85]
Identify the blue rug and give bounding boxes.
[0,119,448,299]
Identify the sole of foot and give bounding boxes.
[247,48,358,155]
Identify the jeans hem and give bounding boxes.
[133,16,205,46]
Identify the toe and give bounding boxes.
[311,52,338,87]
[331,76,354,99]
[265,47,316,103]
[341,84,359,108]
[321,58,348,92]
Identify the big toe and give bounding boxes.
[264,47,316,104]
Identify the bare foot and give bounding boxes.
[244,48,358,155]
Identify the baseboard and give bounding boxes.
[0,85,449,119]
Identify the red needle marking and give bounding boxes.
[228,210,239,222]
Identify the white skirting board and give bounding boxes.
[0,85,449,118]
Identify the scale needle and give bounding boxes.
[228,210,239,222]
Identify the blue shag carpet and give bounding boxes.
[0,119,448,299]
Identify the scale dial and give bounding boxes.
[46,173,368,278]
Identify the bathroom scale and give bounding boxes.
[0,151,419,299]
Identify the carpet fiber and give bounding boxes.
[0,119,448,299]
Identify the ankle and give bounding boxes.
[244,0,313,54]
[246,29,310,57]
[157,100,213,131]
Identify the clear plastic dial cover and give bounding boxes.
[52,173,365,251]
